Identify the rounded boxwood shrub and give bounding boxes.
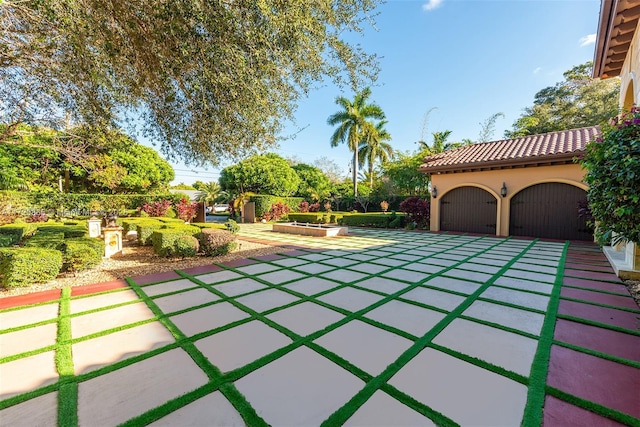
[23,232,66,249]
[199,229,237,256]
[174,235,199,258]
[0,235,14,247]
[0,247,63,288]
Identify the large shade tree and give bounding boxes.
[219,153,300,196]
[358,119,393,189]
[506,62,619,137]
[327,87,385,197]
[1,0,382,165]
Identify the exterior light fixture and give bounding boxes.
[432,186,438,199]
[501,182,507,197]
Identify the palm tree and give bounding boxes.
[327,87,385,197]
[358,120,393,189]
[431,130,452,154]
[194,181,222,207]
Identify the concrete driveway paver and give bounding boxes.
[152,288,220,314]
[345,262,390,274]
[481,286,550,311]
[282,277,341,296]
[194,320,292,372]
[0,391,58,427]
[356,277,411,294]
[494,276,554,294]
[73,321,175,375]
[401,287,466,312]
[321,269,369,284]
[462,300,545,336]
[194,270,242,284]
[234,288,299,313]
[0,351,57,399]
[316,287,385,313]
[292,262,336,274]
[234,346,364,426]
[139,278,198,297]
[381,268,430,284]
[344,390,435,426]
[364,300,446,337]
[433,318,538,377]
[69,289,140,314]
[0,323,57,358]
[170,302,251,337]
[77,348,208,426]
[211,277,268,297]
[389,348,528,426]
[255,269,307,285]
[423,276,482,295]
[266,301,345,336]
[314,319,413,376]
[71,301,156,338]
[148,391,245,427]
[0,303,58,330]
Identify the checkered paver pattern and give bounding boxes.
[0,225,638,426]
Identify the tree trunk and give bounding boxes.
[353,149,358,197]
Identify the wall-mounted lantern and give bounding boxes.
[501,182,507,198]
[432,186,438,199]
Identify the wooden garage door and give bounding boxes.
[440,187,497,234]
[509,183,592,241]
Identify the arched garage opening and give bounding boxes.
[440,186,497,234]
[509,182,592,241]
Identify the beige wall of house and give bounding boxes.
[619,24,639,109]
[429,163,586,236]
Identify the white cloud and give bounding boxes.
[423,0,443,11]
[579,33,596,47]
[533,67,542,74]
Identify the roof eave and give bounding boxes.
[593,0,617,79]
[419,152,584,175]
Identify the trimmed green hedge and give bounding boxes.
[249,195,304,218]
[36,224,88,238]
[23,232,66,249]
[66,237,105,258]
[0,235,14,247]
[0,247,63,288]
[338,213,406,228]
[0,223,38,245]
[151,228,201,257]
[59,240,101,272]
[288,213,325,223]
[136,220,166,246]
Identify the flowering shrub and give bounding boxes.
[139,199,172,217]
[308,202,320,212]
[399,197,430,228]
[581,105,640,244]
[298,201,310,213]
[263,202,290,221]
[175,198,198,222]
[26,211,49,223]
[380,200,389,213]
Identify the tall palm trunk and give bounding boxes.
[353,146,358,197]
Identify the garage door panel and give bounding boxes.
[440,187,497,234]
[509,183,592,241]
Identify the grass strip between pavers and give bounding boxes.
[552,340,640,369]
[558,296,640,314]
[520,241,568,427]
[56,287,77,427]
[556,313,640,336]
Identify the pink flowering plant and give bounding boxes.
[175,198,198,222]
[139,199,172,217]
[581,105,640,244]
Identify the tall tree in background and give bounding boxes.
[1,0,382,165]
[358,120,393,190]
[478,112,505,142]
[506,62,619,137]
[327,87,385,197]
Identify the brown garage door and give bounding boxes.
[509,183,592,241]
[440,186,497,234]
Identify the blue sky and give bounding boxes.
[165,0,601,185]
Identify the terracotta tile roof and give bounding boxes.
[419,126,601,174]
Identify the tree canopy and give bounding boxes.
[506,62,619,137]
[292,163,331,201]
[1,0,382,165]
[0,125,174,193]
[219,153,300,196]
